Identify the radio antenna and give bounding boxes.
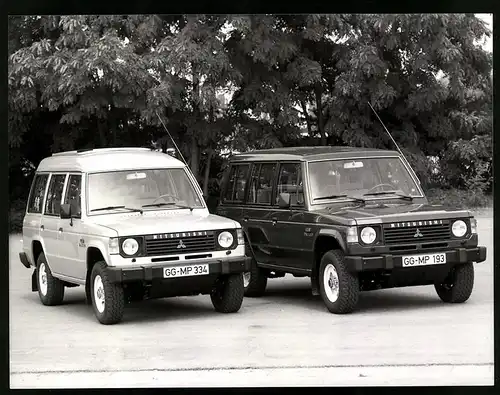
[367,102,411,165]
[155,110,189,167]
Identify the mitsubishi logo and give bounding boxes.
[177,240,186,249]
[414,229,423,238]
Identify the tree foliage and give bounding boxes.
[8,13,493,208]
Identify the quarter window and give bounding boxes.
[223,164,250,203]
[276,163,304,206]
[248,163,277,205]
[64,175,82,218]
[27,174,49,214]
[45,174,67,216]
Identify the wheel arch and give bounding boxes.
[311,230,346,295]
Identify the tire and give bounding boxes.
[90,261,125,325]
[211,273,244,313]
[318,249,359,314]
[434,262,474,303]
[36,252,65,306]
[243,252,268,297]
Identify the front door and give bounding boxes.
[58,173,86,280]
[40,173,67,275]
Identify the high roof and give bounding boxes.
[37,148,186,173]
[229,146,400,162]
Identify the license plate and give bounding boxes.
[163,264,209,278]
[402,252,447,267]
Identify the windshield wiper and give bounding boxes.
[314,194,366,204]
[142,202,194,211]
[90,205,143,214]
[363,191,413,201]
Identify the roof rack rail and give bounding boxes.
[52,147,151,157]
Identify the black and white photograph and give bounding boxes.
[8,13,494,388]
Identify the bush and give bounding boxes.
[425,188,492,210]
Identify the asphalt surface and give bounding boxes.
[9,212,494,387]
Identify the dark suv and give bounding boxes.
[215,146,487,314]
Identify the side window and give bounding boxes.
[276,163,304,206]
[64,175,82,218]
[27,174,49,214]
[223,164,250,203]
[248,163,277,205]
[45,174,67,216]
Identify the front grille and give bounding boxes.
[383,221,451,245]
[144,231,216,256]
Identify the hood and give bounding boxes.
[92,209,240,236]
[315,202,472,226]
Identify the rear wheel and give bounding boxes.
[90,261,125,325]
[318,249,359,314]
[211,273,244,313]
[243,252,268,297]
[36,252,65,306]
[435,262,474,303]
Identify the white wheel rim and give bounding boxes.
[39,263,48,296]
[93,275,105,313]
[323,264,340,303]
[243,272,251,288]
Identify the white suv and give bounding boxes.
[19,148,251,324]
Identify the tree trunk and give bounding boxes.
[315,85,326,145]
[202,149,213,196]
[300,100,312,135]
[190,138,200,180]
[190,61,201,180]
[97,119,107,147]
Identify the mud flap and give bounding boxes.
[31,271,38,292]
[311,266,319,296]
[85,281,92,305]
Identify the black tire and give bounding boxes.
[36,252,65,306]
[90,261,125,325]
[318,249,359,314]
[211,273,244,313]
[243,253,268,297]
[434,262,474,303]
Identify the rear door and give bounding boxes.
[216,163,251,227]
[244,162,278,265]
[22,173,50,265]
[40,173,68,275]
[58,173,86,280]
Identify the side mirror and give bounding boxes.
[60,203,72,219]
[278,192,291,209]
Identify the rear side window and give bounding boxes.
[223,164,250,203]
[64,174,82,218]
[248,163,277,205]
[27,174,49,214]
[45,174,67,216]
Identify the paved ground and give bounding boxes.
[9,212,494,388]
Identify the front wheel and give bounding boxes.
[318,250,359,314]
[211,273,244,313]
[90,262,125,325]
[243,252,268,297]
[434,262,474,303]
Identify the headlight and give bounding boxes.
[218,231,234,248]
[452,220,467,237]
[122,238,139,255]
[360,226,377,244]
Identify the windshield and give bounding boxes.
[87,168,204,214]
[308,157,421,203]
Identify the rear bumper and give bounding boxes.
[19,252,31,269]
[345,246,487,272]
[106,256,252,284]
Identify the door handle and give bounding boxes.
[40,225,44,231]
[243,216,249,222]
[58,227,63,232]
[272,217,278,225]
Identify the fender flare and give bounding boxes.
[241,227,257,260]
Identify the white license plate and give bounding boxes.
[402,253,447,267]
[163,264,209,278]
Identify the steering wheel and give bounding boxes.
[151,194,178,204]
[365,183,395,194]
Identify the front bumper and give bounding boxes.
[106,255,252,283]
[345,246,487,272]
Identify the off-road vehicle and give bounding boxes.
[19,148,250,324]
[216,146,487,314]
